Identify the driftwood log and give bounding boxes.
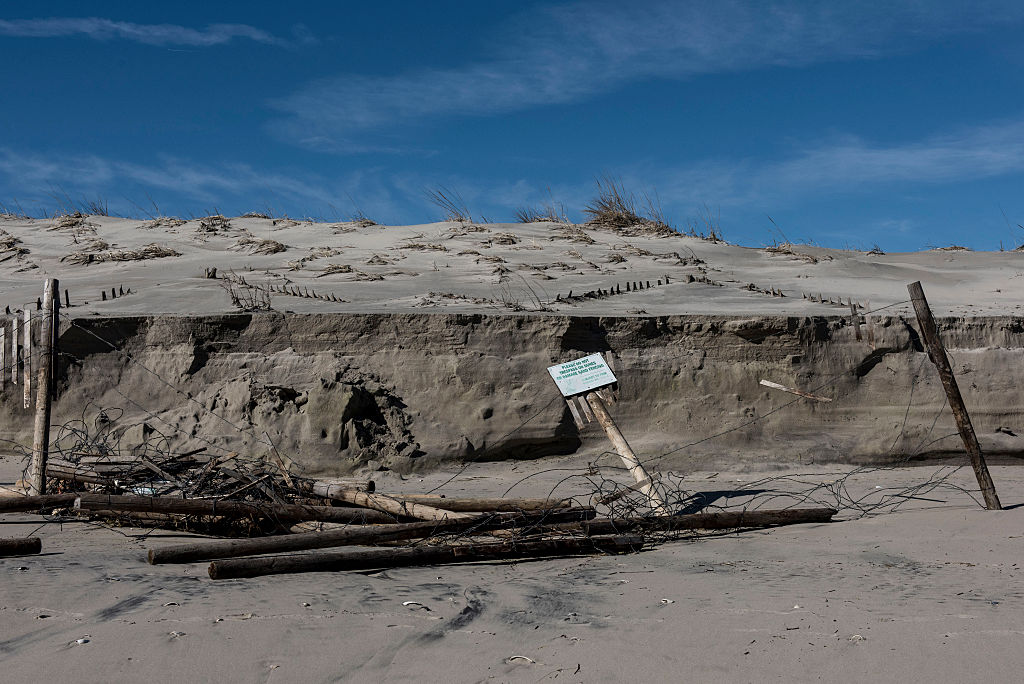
[302,484,474,521]
[0,537,42,556]
[208,534,644,579]
[74,494,398,524]
[0,493,80,513]
[394,495,571,512]
[574,508,838,535]
[148,507,597,565]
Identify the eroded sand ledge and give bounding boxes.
[2,311,1020,475]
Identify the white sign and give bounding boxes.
[547,353,617,397]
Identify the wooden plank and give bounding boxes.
[566,397,585,428]
[759,379,832,403]
[907,281,1001,510]
[29,279,57,495]
[207,535,643,579]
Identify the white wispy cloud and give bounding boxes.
[650,118,1024,208]
[0,17,283,46]
[3,115,1024,223]
[271,0,1024,151]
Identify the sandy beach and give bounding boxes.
[3,453,1023,683]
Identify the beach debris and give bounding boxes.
[62,244,181,265]
[506,656,536,664]
[759,379,832,403]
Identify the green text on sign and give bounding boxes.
[547,353,617,397]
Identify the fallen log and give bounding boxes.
[148,507,597,565]
[303,485,474,521]
[46,464,116,488]
[75,494,398,524]
[0,493,80,514]
[0,537,42,557]
[208,534,643,579]
[577,507,838,535]
[288,506,594,534]
[392,495,571,512]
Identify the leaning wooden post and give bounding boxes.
[548,353,667,513]
[29,278,57,496]
[907,281,1001,510]
[585,391,667,513]
[0,320,5,390]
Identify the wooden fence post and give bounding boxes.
[29,278,57,496]
[10,313,17,386]
[22,307,30,409]
[907,281,1001,510]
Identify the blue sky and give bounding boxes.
[2,1,1024,251]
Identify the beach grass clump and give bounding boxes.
[425,186,472,223]
[61,243,182,265]
[234,237,287,255]
[583,176,675,237]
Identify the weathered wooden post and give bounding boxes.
[548,353,667,513]
[29,278,57,496]
[0,320,4,390]
[22,307,30,409]
[10,312,18,386]
[907,281,1001,510]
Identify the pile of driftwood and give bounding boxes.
[1,433,839,575]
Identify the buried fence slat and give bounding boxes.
[0,537,42,557]
[907,281,1001,510]
[147,508,597,565]
[208,535,644,579]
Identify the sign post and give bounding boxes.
[548,354,667,513]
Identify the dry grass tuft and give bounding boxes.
[197,215,234,233]
[401,242,448,252]
[490,232,520,245]
[61,243,181,265]
[684,203,724,242]
[234,237,287,255]
[425,186,472,222]
[583,176,675,237]
[554,225,597,244]
[138,217,186,230]
[0,228,29,262]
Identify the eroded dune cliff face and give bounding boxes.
[1,312,1022,476]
